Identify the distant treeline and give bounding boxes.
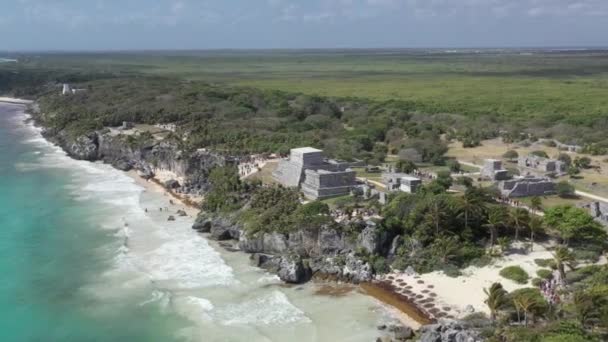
[2,65,607,159]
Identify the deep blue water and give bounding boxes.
[0,104,183,341]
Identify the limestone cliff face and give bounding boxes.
[41,129,225,195]
[194,213,394,284]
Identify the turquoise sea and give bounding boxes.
[0,103,185,340]
[0,102,401,342]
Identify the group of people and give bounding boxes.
[238,154,271,178]
[411,169,435,180]
[330,207,380,223]
[539,275,562,305]
[495,196,541,214]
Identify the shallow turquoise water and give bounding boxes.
[0,104,184,341]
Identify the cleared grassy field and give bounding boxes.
[447,138,608,198]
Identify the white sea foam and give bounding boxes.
[181,296,215,321]
[215,291,311,326]
[142,235,236,289]
[256,274,282,284]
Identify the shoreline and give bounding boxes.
[13,97,432,331]
[126,170,431,328]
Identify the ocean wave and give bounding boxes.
[214,291,310,326]
[142,235,236,289]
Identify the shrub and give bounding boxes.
[470,255,493,268]
[572,249,601,263]
[503,150,519,160]
[556,181,576,198]
[537,269,553,280]
[446,159,461,173]
[499,265,529,284]
[371,256,389,274]
[391,258,408,272]
[441,263,462,278]
[535,258,555,268]
[574,156,592,169]
[395,159,417,174]
[531,150,549,158]
[556,153,572,166]
[531,278,543,286]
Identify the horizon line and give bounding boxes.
[3,45,608,54]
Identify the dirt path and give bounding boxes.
[575,190,608,203]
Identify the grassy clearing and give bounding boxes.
[447,138,608,198]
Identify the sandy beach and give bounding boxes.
[125,169,430,330]
[379,243,561,319]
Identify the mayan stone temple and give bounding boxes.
[498,176,556,198]
[481,159,510,181]
[518,154,567,176]
[272,147,356,200]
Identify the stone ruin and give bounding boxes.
[61,83,86,95]
[62,83,72,95]
[499,176,556,198]
[481,159,510,181]
[272,147,357,200]
[354,181,388,204]
[579,201,608,226]
[382,173,422,193]
[518,154,567,176]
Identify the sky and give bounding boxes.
[1,0,608,51]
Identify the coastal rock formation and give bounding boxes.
[417,321,483,342]
[199,212,378,283]
[277,255,312,284]
[250,253,312,284]
[40,129,226,196]
[164,179,180,189]
[209,217,241,241]
[63,133,99,161]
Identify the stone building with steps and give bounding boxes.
[499,176,556,198]
[272,147,357,200]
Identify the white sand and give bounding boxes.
[381,242,558,319]
[127,170,199,216]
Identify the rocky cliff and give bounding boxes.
[193,213,396,284]
[40,129,225,195]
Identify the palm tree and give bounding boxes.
[497,236,512,255]
[553,246,576,282]
[573,290,595,327]
[512,293,539,327]
[528,216,544,252]
[530,196,543,212]
[484,206,506,247]
[431,234,460,263]
[457,188,487,232]
[424,196,448,236]
[484,282,508,320]
[509,207,529,241]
